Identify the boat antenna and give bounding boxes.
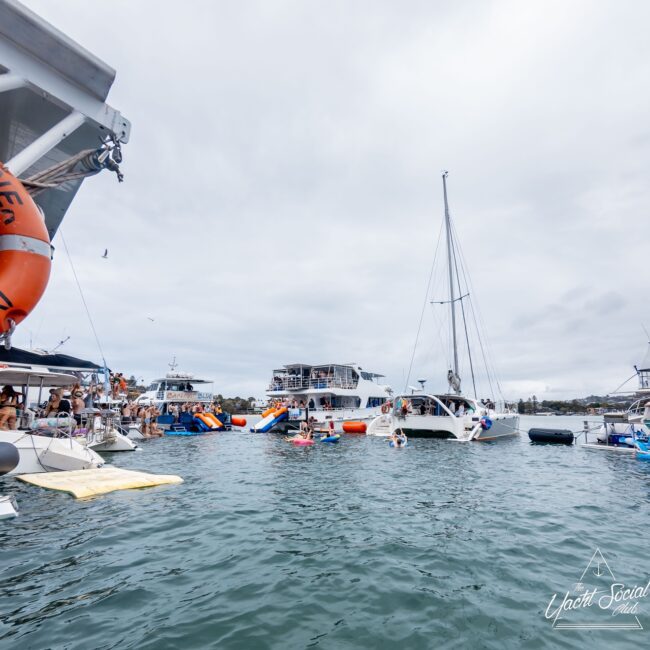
[443,171,461,395]
[169,356,178,372]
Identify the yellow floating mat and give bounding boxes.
[17,467,183,499]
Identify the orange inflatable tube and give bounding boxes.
[0,165,51,337]
[343,421,367,434]
[231,416,247,427]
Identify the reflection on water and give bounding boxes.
[1,416,649,649]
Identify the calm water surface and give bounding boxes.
[2,416,650,649]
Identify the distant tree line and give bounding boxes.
[213,394,256,414]
[517,395,630,415]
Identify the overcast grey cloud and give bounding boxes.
[13,0,650,400]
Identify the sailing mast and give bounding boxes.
[442,171,460,395]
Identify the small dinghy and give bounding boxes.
[528,428,575,445]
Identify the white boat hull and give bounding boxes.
[0,431,104,475]
[367,412,519,441]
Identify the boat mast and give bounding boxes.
[442,171,460,395]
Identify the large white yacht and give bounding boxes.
[367,172,519,441]
[254,363,391,433]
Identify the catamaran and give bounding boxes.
[367,172,519,441]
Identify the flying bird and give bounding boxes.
[101,249,108,259]
[147,317,155,322]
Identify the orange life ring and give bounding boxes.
[380,402,390,414]
[0,165,51,336]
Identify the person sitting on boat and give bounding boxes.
[308,398,315,409]
[419,401,427,415]
[0,386,19,430]
[43,388,62,416]
[148,405,163,437]
[455,403,465,417]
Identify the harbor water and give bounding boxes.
[2,416,650,649]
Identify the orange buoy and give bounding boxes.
[231,416,247,427]
[343,421,367,434]
[0,165,51,340]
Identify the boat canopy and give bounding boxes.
[0,367,78,386]
[0,347,101,371]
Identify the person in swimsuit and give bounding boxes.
[0,386,19,430]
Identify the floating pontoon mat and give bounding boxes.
[17,467,183,499]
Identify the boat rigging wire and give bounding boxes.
[404,219,444,392]
[59,229,108,369]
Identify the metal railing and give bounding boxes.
[268,377,358,391]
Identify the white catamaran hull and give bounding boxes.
[0,431,104,475]
[367,413,519,441]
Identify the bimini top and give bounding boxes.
[0,367,78,386]
[0,346,101,372]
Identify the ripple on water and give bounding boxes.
[1,417,649,649]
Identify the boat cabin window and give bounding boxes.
[366,397,387,408]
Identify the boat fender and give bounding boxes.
[231,416,247,427]
[480,417,492,430]
[0,441,19,475]
[528,428,574,445]
[343,421,366,434]
[0,166,52,344]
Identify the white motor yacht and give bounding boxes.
[134,359,215,433]
[367,172,519,441]
[255,363,392,433]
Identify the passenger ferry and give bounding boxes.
[253,363,392,433]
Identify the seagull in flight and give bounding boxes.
[147,317,155,322]
[101,249,108,259]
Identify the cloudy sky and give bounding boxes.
[13,0,650,400]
